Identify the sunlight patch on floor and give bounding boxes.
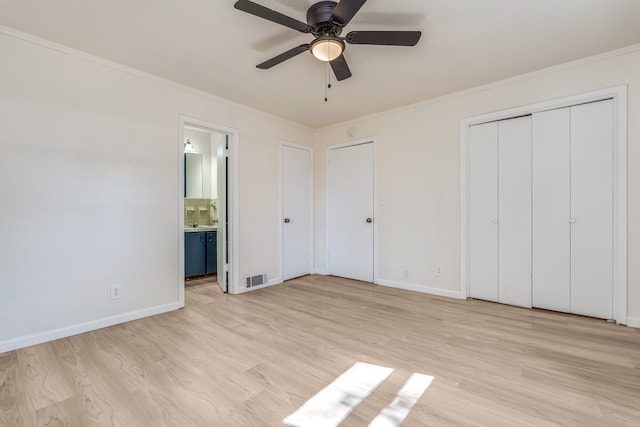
[283,362,433,427]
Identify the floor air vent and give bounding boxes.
[246,273,268,288]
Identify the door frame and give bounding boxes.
[179,115,240,303]
[280,141,314,281]
[325,138,378,283]
[460,86,628,324]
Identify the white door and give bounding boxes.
[532,107,571,312]
[216,135,228,292]
[468,122,499,302]
[327,142,374,282]
[532,100,613,318]
[497,116,532,308]
[468,117,531,307]
[570,100,613,319]
[282,145,313,281]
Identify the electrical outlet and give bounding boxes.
[435,265,445,277]
[110,284,123,300]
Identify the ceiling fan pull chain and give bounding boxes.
[324,62,330,102]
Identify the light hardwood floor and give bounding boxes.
[1,275,639,426]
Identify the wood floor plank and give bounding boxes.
[53,339,144,426]
[33,397,88,427]
[1,274,639,425]
[16,345,75,413]
[0,352,18,413]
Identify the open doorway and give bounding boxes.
[179,116,237,301]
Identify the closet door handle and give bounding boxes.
[569,217,577,224]
[492,218,499,224]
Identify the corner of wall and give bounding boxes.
[627,317,640,328]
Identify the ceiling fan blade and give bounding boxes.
[234,0,311,33]
[330,54,352,81]
[257,44,310,69]
[345,31,421,46]
[331,0,367,27]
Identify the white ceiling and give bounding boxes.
[1,0,640,128]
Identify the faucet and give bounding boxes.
[209,201,217,226]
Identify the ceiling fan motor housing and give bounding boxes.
[307,1,343,36]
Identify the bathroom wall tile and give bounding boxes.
[184,198,217,226]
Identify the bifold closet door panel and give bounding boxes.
[532,108,571,312]
[570,100,613,319]
[469,122,499,302]
[498,116,532,308]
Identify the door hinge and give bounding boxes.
[224,263,230,272]
[224,148,230,158]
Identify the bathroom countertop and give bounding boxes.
[184,226,217,232]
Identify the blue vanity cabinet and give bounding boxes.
[185,232,206,277]
[206,231,217,275]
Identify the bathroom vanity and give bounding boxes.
[185,226,217,278]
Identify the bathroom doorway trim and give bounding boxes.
[179,115,240,303]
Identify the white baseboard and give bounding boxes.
[627,317,640,328]
[313,268,328,275]
[0,301,182,354]
[375,279,463,299]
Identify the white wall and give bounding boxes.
[0,28,313,351]
[313,45,640,322]
[2,27,638,353]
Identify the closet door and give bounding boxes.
[468,122,498,302]
[532,108,571,312]
[497,116,532,308]
[327,142,374,282]
[282,145,313,281]
[570,100,613,319]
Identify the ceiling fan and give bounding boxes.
[234,0,422,81]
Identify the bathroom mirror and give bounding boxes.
[185,153,203,198]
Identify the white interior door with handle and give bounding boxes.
[327,142,374,282]
[282,144,313,281]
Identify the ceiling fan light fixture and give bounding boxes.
[310,37,344,62]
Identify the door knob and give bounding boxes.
[366,218,373,223]
[569,217,577,224]
[492,218,499,224]
[284,218,291,223]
